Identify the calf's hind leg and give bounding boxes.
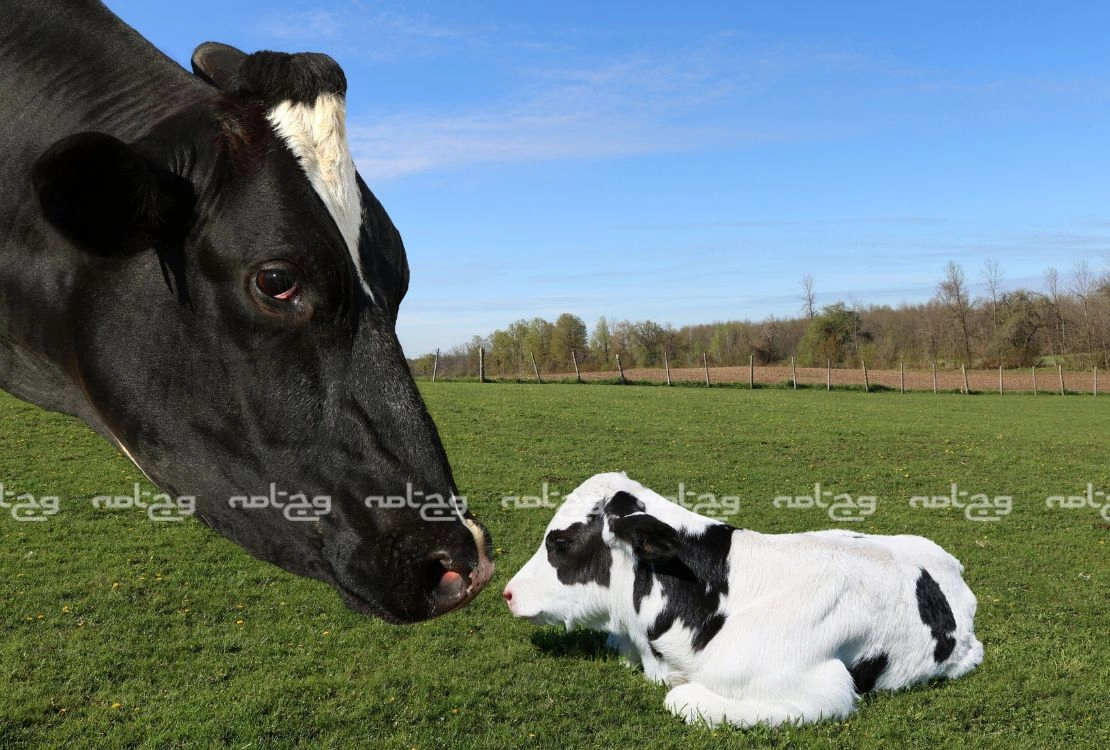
[664,661,858,728]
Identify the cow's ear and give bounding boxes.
[609,515,680,563]
[191,42,247,91]
[33,132,195,257]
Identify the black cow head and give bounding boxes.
[28,44,492,623]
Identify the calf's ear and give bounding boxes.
[610,515,679,563]
[33,132,195,257]
[603,490,645,518]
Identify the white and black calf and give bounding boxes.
[504,473,983,727]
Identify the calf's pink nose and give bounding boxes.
[503,588,513,603]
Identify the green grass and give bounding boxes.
[1,384,1107,749]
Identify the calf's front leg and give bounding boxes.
[664,660,859,728]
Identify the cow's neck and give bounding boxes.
[0,2,211,426]
[2,2,209,147]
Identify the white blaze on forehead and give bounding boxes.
[266,94,373,300]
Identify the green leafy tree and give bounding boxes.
[590,317,612,365]
[551,313,588,369]
[987,291,1048,366]
[629,320,672,366]
[522,318,554,370]
[488,328,521,375]
[797,302,865,366]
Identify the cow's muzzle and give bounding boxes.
[425,517,495,618]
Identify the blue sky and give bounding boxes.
[107,1,1110,354]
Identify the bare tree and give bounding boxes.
[936,261,974,365]
[1044,267,1066,358]
[800,275,816,320]
[982,258,1004,324]
[917,301,945,364]
[1071,260,1096,359]
[1099,259,1110,367]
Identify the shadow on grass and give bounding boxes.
[530,629,612,660]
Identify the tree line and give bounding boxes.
[409,260,1110,378]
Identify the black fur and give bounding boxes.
[546,513,612,587]
[605,490,646,517]
[192,44,347,107]
[611,514,681,562]
[614,505,733,654]
[916,569,957,662]
[848,653,888,694]
[238,51,347,106]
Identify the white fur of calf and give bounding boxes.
[504,472,984,728]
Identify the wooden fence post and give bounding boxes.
[827,359,831,391]
[899,361,904,394]
[1058,364,1065,396]
[530,351,542,384]
[749,354,754,389]
[664,351,672,386]
[1095,366,1099,396]
[616,353,625,384]
[932,360,937,395]
[432,348,439,382]
[862,359,870,393]
[571,350,581,383]
[791,356,797,389]
[961,363,969,394]
[1032,364,1038,395]
[703,352,711,387]
[478,347,485,383]
[999,365,1004,395]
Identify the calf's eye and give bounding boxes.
[546,533,573,553]
[255,267,300,300]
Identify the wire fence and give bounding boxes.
[415,350,1103,395]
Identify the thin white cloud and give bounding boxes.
[256,9,346,40]
[349,109,723,181]
[254,4,487,61]
[348,53,779,180]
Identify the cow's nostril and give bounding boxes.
[423,554,453,591]
[503,589,513,602]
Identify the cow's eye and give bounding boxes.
[255,267,301,300]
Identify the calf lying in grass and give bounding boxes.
[504,473,983,728]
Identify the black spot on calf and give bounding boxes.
[691,612,727,652]
[637,523,734,654]
[848,653,888,694]
[916,568,957,662]
[546,513,612,587]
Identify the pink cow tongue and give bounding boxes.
[437,569,466,598]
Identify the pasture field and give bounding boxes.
[0,385,1107,749]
